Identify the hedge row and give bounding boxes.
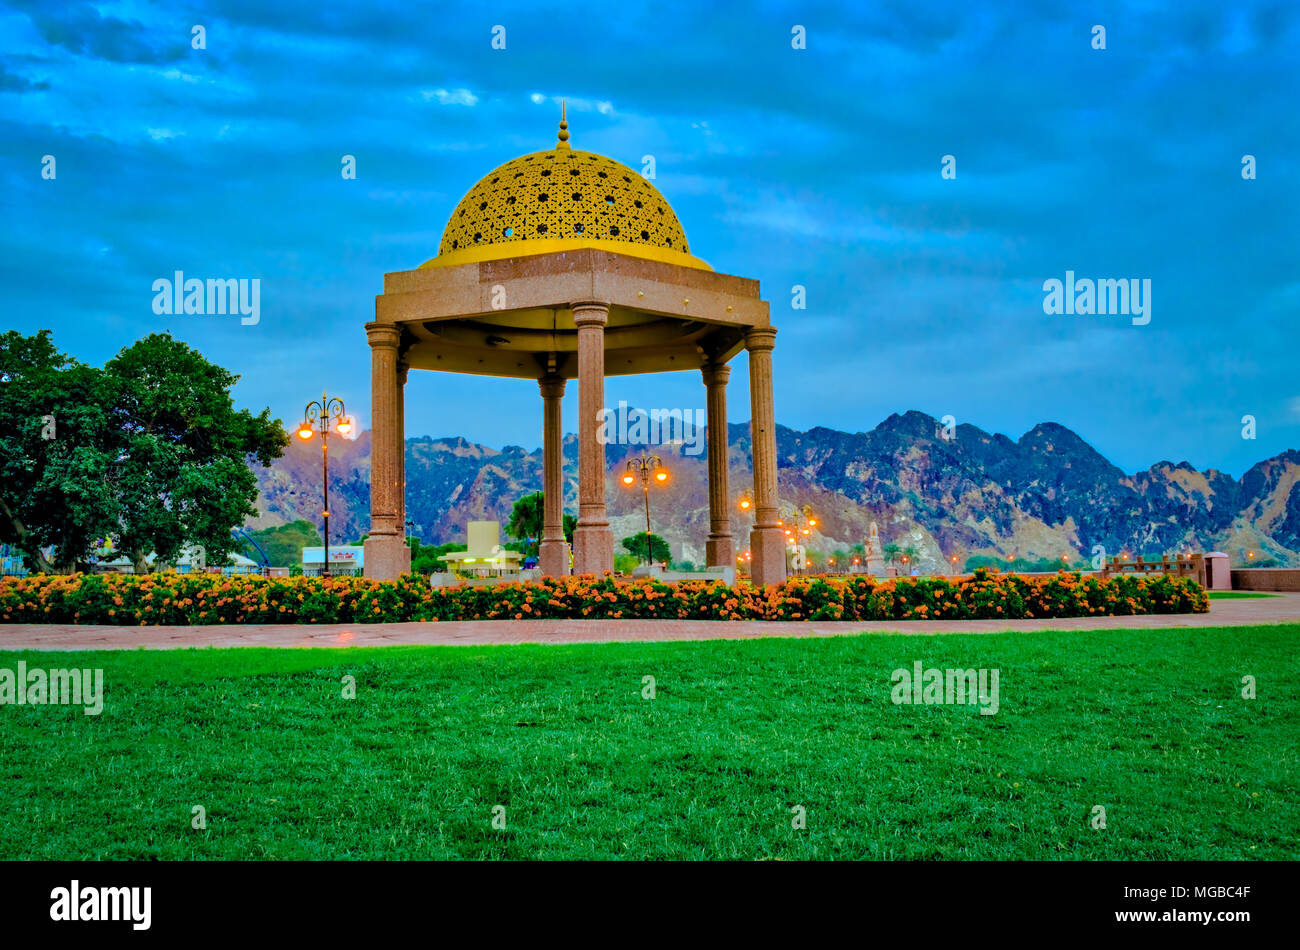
[0,569,1208,625]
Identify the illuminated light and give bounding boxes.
[654,470,667,482]
[337,419,352,434]
[808,519,816,528]
[297,426,314,439]
[739,499,751,509]
[622,474,635,484]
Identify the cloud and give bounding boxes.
[2,0,1297,479]
[0,63,50,92]
[529,93,613,115]
[421,88,478,106]
[7,0,188,64]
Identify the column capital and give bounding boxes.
[571,301,609,327]
[744,325,777,352]
[701,361,732,387]
[365,322,402,349]
[538,374,567,399]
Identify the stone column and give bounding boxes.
[363,322,411,580]
[572,302,613,575]
[538,374,569,578]
[397,361,408,540]
[745,326,785,587]
[702,361,734,568]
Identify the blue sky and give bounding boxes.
[2,0,1296,477]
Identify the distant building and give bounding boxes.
[438,522,523,578]
[301,545,365,577]
[1,544,26,577]
[93,545,261,575]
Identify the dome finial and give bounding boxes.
[556,99,570,149]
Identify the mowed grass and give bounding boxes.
[1209,591,1279,599]
[1,624,1296,860]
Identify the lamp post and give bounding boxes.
[297,391,350,578]
[622,454,668,565]
[777,506,817,575]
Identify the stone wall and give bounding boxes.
[1230,569,1300,592]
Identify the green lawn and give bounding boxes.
[1,624,1296,860]
[1209,591,1279,599]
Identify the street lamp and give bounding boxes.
[297,390,349,577]
[622,454,668,565]
[774,507,816,576]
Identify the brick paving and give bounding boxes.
[0,594,1296,651]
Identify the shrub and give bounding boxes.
[0,569,1209,626]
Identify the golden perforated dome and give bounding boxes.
[423,109,710,271]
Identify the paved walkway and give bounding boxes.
[1,594,1297,651]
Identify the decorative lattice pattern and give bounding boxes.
[438,148,691,257]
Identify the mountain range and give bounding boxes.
[247,411,1300,571]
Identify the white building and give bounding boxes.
[301,546,365,577]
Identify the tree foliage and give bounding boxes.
[507,491,575,556]
[0,330,288,573]
[411,541,467,575]
[621,532,670,565]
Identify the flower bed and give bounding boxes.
[0,568,1208,625]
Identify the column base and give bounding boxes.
[363,534,411,582]
[749,525,787,587]
[572,523,614,576]
[539,538,571,579]
[706,534,735,569]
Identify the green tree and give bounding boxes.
[412,541,467,575]
[0,330,287,574]
[621,532,670,565]
[507,492,574,556]
[506,492,543,555]
[107,334,287,572]
[0,330,118,571]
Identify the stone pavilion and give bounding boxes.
[363,108,786,585]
